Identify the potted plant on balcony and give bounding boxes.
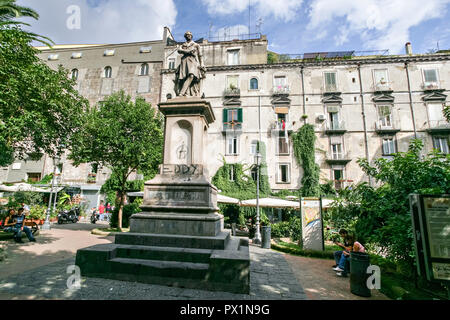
[87,173,97,183]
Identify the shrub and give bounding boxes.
[29,205,47,220]
[270,221,291,238]
[109,199,142,228]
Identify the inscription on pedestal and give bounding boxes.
[160,164,203,175]
[147,190,206,202]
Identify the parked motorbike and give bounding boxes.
[90,209,99,224]
[57,206,80,224]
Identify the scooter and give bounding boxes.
[90,209,99,224]
[57,207,80,224]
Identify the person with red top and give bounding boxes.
[98,201,105,221]
[333,234,365,277]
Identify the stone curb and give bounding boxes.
[91,228,118,236]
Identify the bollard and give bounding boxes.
[261,226,271,249]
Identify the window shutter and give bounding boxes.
[238,108,243,123]
[223,109,228,123]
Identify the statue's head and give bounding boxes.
[184,31,193,41]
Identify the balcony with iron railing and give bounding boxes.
[222,121,242,133]
[422,82,440,91]
[374,82,393,92]
[272,84,290,95]
[223,87,241,97]
[325,152,351,165]
[375,119,401,134]
[333,179,353,191]
[325,121,346,134]
[324,83,339,93]
[87,173,97,184]
[270,121,293,132]
[427,120,450,133]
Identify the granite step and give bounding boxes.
[108,257,210,280]
[114,245,213,263]
[114,230,231,249]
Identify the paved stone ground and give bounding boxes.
[284,254,389,300]
[0,223,307,300]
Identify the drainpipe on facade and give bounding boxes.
[357,63,373,187]
[405,62,418,139]
[301,66,307,124]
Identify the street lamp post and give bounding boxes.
[42,157,59,230]
[253,152,262,244]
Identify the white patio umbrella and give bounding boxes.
[0,183,63,193]
[240,197,300,209]
[217,194,240,205]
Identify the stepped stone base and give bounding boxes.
[75,230,250,294]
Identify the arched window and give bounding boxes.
[140,63,149,76]
[71,69,78,80]
[104,66,112,78]
[250,77,259,90]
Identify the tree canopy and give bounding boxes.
[69,90,164,229]
[0,27,86,166]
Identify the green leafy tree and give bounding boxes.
[292,124,320,197]
[0,0,52,45]
[0,27,86,166]
[69,91,164,230]
[327,139,450,270]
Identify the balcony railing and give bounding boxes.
[325,121,346,134]
[423,82,440,91]
[324,84,338,93]
[272,85,290,95]
[427,120,450,133]
[374,83,392,92]
[223,87,240,97]
[325,152,351,164]
[223,122,242,132]
[87,173,97,183]
[270,121,293,131]
[375,120,400,133]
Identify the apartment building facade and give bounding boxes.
[1,28,449,195]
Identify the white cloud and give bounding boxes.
[17,0,177,44]
[307,0,450,53]
[201,0,303,22]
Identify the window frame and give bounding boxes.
[324,71,337,92]
[277,163,291,184]
[71,68,79,81]
[249,77,259,90]
[226,135,239,155]
[373,69,389,88]
[140,63,149,76]
[168,58,176,70]
[104,66,112,78]
[277,131,290,155]
[227,49,240,66]
[432,136,449,154]
[377,104,393,127]
[382,137,396,155]
[422,68,439,86]
[331,143,343,159]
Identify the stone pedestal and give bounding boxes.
[76,98,250,294]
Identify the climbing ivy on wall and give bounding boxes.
[291,124,321,197]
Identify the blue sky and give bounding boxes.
[18,0,450,54]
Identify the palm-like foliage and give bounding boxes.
[0,0,53,46]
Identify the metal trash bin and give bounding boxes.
[261,226,271,249]
[350,251,371,297]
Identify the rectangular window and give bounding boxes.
[277,164,290,183]
[324,72,337,92]
[226,75,239,90]
[373,69,389,87]
[382,138,396,155]
[227,50,240,65]
[428,103,444,122]
[227,136,239,155]
[331,143,343,159]
[27,173,41,182]
[227,109,238,122]
[229,165,235,181]
[424,69,438,84]
[168,58,175,69]
[333,169,344,190]
[250,141,258,155]
[329,112,340,130]
[378,105,392,127]
[278,131,289,155]
[433,137,449,154]
[274,76,287,87]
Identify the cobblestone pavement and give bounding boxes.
[0,225,307,300]
[283,254,389,300]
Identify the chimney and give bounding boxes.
[405,42,412,55]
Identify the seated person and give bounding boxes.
[332,229,349,268]
[333,234,365,277]
[3,208,36,243]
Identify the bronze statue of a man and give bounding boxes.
[175,31,206,97]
